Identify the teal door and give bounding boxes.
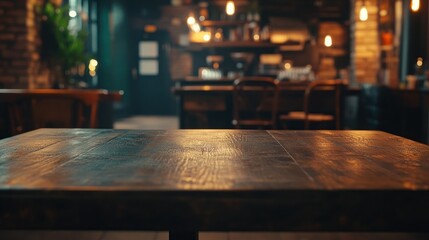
[131,30,176,115]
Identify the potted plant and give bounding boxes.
[40,1,88,88]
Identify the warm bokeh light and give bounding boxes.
[89,59,98,67]
[284,63,292,70]
[190,23,201,32]
[69,10,77,18]
[411,0,420,12]
[417,57,423,67]
[324,35,332,47]
[253,34,260,41]
[379,9,387,17]
[144,25,157,33]
[187,16,196,25]
[89,70,96,77]
[214,32,222,40]
[88,65,96,71]
[203,32,211,42]
[226,1,235,16]
[359,5,368,21]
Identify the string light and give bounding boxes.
[88,59,98,77]
[226,1,235,16]
[411,0,420,12]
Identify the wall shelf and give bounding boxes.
[200,20,248,27]
[187,41,279,50]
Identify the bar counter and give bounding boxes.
[173,83,358,129]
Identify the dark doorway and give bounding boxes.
[131,29,177,115]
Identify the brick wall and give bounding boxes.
[351,0,380,83]
[318,22,348,80]
[0,0,50,89]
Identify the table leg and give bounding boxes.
[169,230,198,240]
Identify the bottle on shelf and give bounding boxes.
[261,25,270,42]
[242,13,253,41]
[246,12,261,42]
[198,1,209,22]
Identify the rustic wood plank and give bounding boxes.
[269,130,429,189]
[2,129,313,190]
[229,232,283,240]
[0,129,127,187]
[0,230,103,240]
[199,232,228,240]
[0,231,428,240]
[102,231,157,240]
[0,129,429,232]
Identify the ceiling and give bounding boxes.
[209,0,350,22]
[128,0,350,23]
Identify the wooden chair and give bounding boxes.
[278,79,344,130]
[1,90,101,136]
[32,91,100,129]
[232,77,278,129]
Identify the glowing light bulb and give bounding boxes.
[359,5,368,21]
[417,57,423,67]
[324,35,332,47]
[411,0,420,12]
[187,16,196,25]
[89,59,98,67]
[226,1,235,16]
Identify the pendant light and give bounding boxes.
[324,35,333,47]
[411,0,420,12]
[226,1,235,16]
[359,1,368,21]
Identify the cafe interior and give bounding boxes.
[1,0,429,239]
[0,0,428,141]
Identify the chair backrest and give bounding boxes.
[303,79,344,129]
[32,92,100,129]
[232,77,278,129]
[1,90,101,136]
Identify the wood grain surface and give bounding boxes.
[0,129,428,231]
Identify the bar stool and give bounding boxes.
[232,77,278,129]
[278,79,344,130]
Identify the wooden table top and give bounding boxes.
[0,129,428,232]
[0,89,124,101]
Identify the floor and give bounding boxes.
[114,115,179,130]
[2,116,427,239]
[0,231,428,240]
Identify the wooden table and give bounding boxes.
[0,89,123,137]
[1,129,429,240]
